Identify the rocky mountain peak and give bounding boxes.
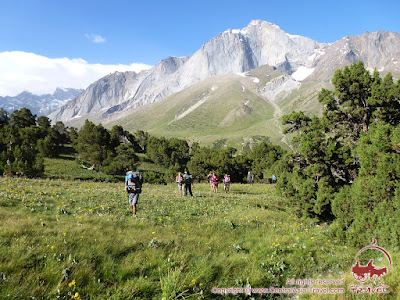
[48,20,400,125]
[0,88,83,116]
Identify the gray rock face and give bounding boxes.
[48,20,400,124]
[309,31,400,81]
[263,75,301,101]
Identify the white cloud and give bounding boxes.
[0,51,153,96]
[85,33,106,43]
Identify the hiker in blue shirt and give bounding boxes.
[125,169,143,216]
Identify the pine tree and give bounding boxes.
[332,124,400,247]
[10,108,36,129]
[75,120,114,170]
[280,62,400,220]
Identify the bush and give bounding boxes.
[140,170,166,185]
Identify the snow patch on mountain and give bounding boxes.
[236,72,247,77]
[291,66,315,81]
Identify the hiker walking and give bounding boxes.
[247,171,254,184]
[223,173,231,193]
[213,172,219,193]
[207,172,215,192]
[175,172,184,197]
[272,174,277,184]
[125,169,143,216]
[183,170,193,197]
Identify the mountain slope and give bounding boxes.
[48,20,400,149]
[48,20,321,123]
[309,31,400,82]
[111,72,278,149]
[104,66,327,149]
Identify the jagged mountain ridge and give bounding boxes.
[0,88,84,116]
[309,30,400,81]
[48,20,322,123]
[48,20,400,135]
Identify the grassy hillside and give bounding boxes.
[103,67,324,150]
[64,65,326,151]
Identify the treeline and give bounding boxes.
[73,120,285,183]
[0,108,70,177]
[278,62,400,248]
[0,111,285,183]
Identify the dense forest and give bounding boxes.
[1,62,400,248]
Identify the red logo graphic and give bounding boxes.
[351,239,392,283]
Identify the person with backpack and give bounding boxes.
[125,169,143,216]
[223,173,231,193]
[272,174,277,184]
[183,170,193,197]
[175,172,184,197]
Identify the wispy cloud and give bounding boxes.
[85,33,106,43]
[0,51,153,96]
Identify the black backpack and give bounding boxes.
[127,172,143,193]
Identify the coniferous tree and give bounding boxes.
[103,144,139,175]
[332,124,400,247]
[0,109,44,177]
[10,108,36,128]
[0,108,9,127]
[75,120,114,170]
[280,62,400,220]
[135,130,150,152]
[248,142,285,179]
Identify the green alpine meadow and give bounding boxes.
[2,177,399,299]
[1,62,400,299]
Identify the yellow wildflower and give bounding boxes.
[68,279,76,287]
[71,292,80,299]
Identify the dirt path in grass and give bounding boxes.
[254,84,294,151]
[269,98,294,151]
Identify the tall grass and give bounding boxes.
[1,178,398,299]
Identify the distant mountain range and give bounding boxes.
[0,88,84,116]
[42,20,400,147]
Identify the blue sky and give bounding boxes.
[1,0,399,96]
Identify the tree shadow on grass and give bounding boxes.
[58,144,77,161]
